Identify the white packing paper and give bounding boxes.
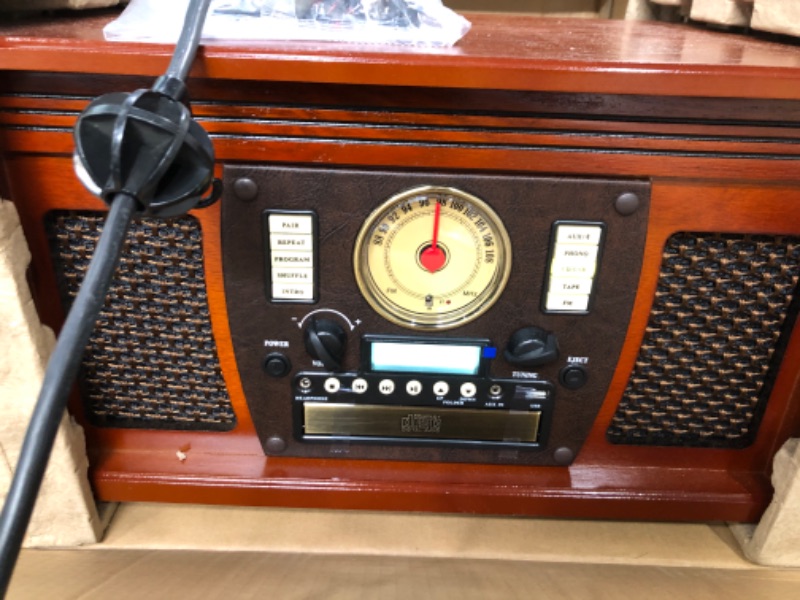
[103,0,471,47]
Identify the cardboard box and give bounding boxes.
[0,0,123,11]
[9,503,800,598]
[629,0,800,38]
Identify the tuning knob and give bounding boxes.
[504,326,559,367]
[303,318,347,371]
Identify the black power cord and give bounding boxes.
[0,0,217,595]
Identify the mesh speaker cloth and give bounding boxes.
[47,212,236,431]
[608,232,800,448]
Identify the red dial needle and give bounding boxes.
[420,202,446,273]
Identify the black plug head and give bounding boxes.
[73,87,217,218]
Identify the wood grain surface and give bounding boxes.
[2,9,800,522]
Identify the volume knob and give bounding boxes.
[304,318,347,371]
[504,326,559,367]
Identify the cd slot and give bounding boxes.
[304,403,541,444]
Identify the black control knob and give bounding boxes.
[303,318,347,371]
[504,326,559,367]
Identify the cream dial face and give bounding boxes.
[354,186,512,330]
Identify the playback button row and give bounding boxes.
[319,377,478,398]
[296,375,517,401]
[294,373,555,410]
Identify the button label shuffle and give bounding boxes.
[272,268,314,283]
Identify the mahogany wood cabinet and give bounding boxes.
[2,10,800,522]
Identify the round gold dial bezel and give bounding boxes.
[353,185,512,331]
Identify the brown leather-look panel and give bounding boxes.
[223,166,650,465]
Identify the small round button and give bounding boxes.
[406,380,423,396]
[559,365,589,390]
[460,382,477,398]
[433,381,449,396]
[263,353,291,378]
[378,379,395,395]
[324,377,341,394]
[352,378,368,394]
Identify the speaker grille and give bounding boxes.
[47,212,236,431]
[607,232,800,448]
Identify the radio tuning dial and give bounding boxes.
[504,326,559,367]
[353,186,512,330]
[304,318,347,371]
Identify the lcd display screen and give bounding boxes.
[370,341,483,376]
